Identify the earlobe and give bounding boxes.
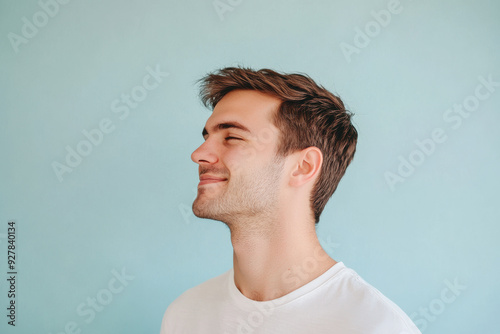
[290,147,323,186]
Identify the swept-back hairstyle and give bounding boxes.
[199,67,357,224]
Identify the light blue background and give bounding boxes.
[1,0,499,333]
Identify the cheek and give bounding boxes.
[227,146,259,173]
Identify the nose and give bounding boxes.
[191,140,219,165]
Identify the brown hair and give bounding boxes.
[199,67,357,224]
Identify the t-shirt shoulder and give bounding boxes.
[160,263,421,334]
[336,267,421,333]
[161,268,231,325]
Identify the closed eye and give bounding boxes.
[225,137,242,141]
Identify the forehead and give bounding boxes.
[204,90,281,135]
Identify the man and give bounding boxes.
[161,67,420,333]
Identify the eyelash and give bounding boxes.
[225,137,241,141]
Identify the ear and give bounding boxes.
[289,146,323,188]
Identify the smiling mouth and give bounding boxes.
[198,179,227,186]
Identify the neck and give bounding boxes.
[230,214,336,301]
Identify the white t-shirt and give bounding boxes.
[160,262,421,334]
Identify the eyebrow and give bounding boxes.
[202,121,252,139]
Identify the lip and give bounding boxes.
[199,175,227,186]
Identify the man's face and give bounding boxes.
[191,90,285,226]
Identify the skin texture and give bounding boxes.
[191,90,336,301]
